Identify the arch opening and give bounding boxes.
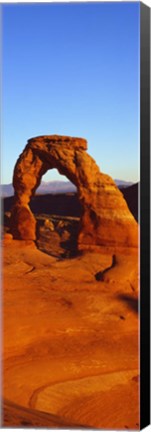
[29,168,81,258]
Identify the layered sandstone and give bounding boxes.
[3,239,139,428]
[10,135,138,248]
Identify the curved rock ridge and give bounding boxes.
[10,135,138,248]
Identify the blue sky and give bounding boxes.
[2,2,140,184]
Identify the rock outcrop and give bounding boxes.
[10,135,138,248]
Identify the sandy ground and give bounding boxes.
[2,237,139,429]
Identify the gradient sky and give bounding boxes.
[2,2,140,184]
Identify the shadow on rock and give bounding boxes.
[95,254,116,281]
[117,294,138,314]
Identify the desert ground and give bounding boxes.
[2,190,139,429]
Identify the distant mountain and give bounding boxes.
[36,181,77,195]
[3,182,139,222]
[115,180,134,188]
[0,179,134,198]
[0,183,14,197]
[0,181,77,197]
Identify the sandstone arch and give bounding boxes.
[10,135,138,248]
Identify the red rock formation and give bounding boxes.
[10,135,138,248]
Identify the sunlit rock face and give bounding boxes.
[10,135,138,248]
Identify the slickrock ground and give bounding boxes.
[2,234,139,429]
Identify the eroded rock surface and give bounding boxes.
[10,135,138,248]
[2,239,139,428]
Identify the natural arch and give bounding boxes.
[10,135,138,248]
